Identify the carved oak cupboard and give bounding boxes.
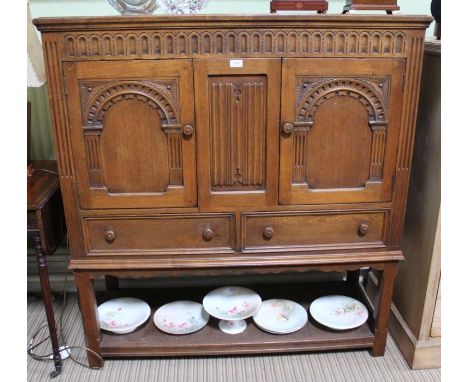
[34,14,432,366]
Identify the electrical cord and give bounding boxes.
[27,236,105,372]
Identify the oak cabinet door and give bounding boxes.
[194,59,281,209]
[64,60,197,209]
[279,58,405,205]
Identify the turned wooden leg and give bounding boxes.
[33,232,62,378]
[371,262,399,357]
[105,275,119,291]
[74,272,103,368]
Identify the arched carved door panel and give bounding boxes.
[64,60,196,209]
[279,58,405,205]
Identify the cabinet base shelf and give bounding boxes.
[98,282,375,358]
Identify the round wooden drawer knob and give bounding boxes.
[105,229,115,243]
[182,124,194,137]
[263,226,274,239]
[282,123,294,134]
[358,224,369,236]
[203,227,214,241]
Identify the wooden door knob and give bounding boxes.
[358,224,369,236]
[282,123,294,134]
[182,124,194,136]
[105,229,115,243]
[263,226,274,239]
[203,227,214,240]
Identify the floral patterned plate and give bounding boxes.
[153,301,209,335]
[309,295,369,330]
[98,297,151,334]
[203,286,262,334]
[253,299,308,334]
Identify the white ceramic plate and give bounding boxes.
[98,297,151,334]
[153,301,210,335]
[309,295,369,330]
[100,321,146,334]
[253,299,308,334]
[203,286,262,321]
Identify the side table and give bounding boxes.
[27,160,66,378]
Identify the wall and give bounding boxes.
[29,0,434,20]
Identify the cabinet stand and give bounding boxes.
[74,260,400,367]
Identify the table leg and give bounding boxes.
[74,272,103,368]
[371,262,399,357]
[33,232,62,378]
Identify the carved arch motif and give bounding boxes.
[297,78,388,126]
[78,79,183,188]
[292,77,390,184]
[81,80,180,131]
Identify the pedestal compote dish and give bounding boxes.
[203,286,262,334]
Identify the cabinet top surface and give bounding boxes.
[33,14,433,32]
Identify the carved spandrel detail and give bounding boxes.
[292,76,389,183]
[297,76,390,111]
[209,77,266,191]
[79,79,180,130]
[296,77,389,124]
[64,30,407,59]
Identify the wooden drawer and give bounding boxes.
[83,214,235,255]
[242,211,386,252]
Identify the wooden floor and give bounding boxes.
[27,293,441,382]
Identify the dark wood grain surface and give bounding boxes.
[27,160,59,210]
